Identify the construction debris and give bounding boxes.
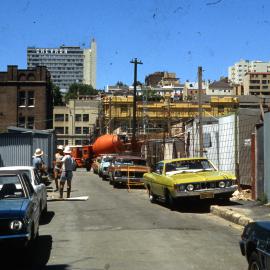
[231,189,252,201]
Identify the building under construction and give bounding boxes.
[100,95,239,138]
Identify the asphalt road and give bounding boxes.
[3,170,248,270]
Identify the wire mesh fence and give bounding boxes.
[143,109,261,187]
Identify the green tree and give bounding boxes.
[65,83,99,103]
[116,81,128,87]
[51,82,64,106]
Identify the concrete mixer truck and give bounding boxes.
[71,134,125,171]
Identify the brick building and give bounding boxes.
[0,65,53,132]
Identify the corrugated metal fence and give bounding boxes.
[0,128,55,170]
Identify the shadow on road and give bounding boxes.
[158,198,241,214]
[0,235,66,270]
[40,211,55,225]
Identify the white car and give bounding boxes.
[0,166,47,215]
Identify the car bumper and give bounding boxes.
[173,185,238,198]
[0,233,31,247]
[114,177,144,184]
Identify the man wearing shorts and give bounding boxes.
[59,146,75,199]
[54,145,64,191]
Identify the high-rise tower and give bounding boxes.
[83,39,97,89]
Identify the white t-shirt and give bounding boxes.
[61,155,74,171]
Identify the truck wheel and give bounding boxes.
[248,252,262,270]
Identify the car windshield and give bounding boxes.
[165,160,215,174]
[103,157,113,162]
[21,170,31,180]
[115,159,146,166]
[0,175,25,199]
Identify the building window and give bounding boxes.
[55,127,64,134]
[250,86,260,90]
[57,140,64,146]
[18,116,26,128]
[120,107,128,113]
[82,139,89,145]
[65,114,69,121]
[203,133,212,148]
[83,114,89,122]
[218,106,224,113]
[75,127,82,134]
[83,127,89,134]
[75,114,81,121]
[75,140,82,145]
[262,86,268,89]
[19,91,26,106]
[28,91,35,106]
[262,80,267,84]
[263,74,267,78]
[55,114,64,121]
[250,80,260,84]
[65,127,69,134]
[27,117,34,129]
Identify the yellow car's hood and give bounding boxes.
[168,170,235,184]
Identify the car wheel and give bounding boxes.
[86,167,90,172]
[248,252,263,270]
[113,182,119,188]
[165,190,176,211]
[148,187,156,203]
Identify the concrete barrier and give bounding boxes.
[210,205,253,227]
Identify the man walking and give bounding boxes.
[59,146,75,199]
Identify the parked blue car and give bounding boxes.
[240,221,270,270]
[0,170,40,248]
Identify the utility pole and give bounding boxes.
[130,58,143,153]
[198,66,204,157]
[109,97,112,133]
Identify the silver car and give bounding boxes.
[0,166,47,215]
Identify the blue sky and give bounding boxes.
[0,0,270,89]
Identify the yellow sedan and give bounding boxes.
[143,157,238,209]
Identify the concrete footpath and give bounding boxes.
[211,200,270,227]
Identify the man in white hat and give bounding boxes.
[54,145,64,191]
[32,148,46,175]
[59,146,75,198]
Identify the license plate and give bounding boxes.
[200,192,214,199]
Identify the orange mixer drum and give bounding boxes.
[92,134,123,154]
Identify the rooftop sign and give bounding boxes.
[35,48,68,54]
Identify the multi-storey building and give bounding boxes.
[207,78,235,96]
[83,39,96,88]
[27,39,97,91]
[101,96,239,135]
[145,72,180,87]
[53,98,100,146]
[228,60,270,84]
[243,72,270,95]
[0,65,53,133]
[183,81,208,99]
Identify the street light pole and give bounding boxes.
[130,58,143,153]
